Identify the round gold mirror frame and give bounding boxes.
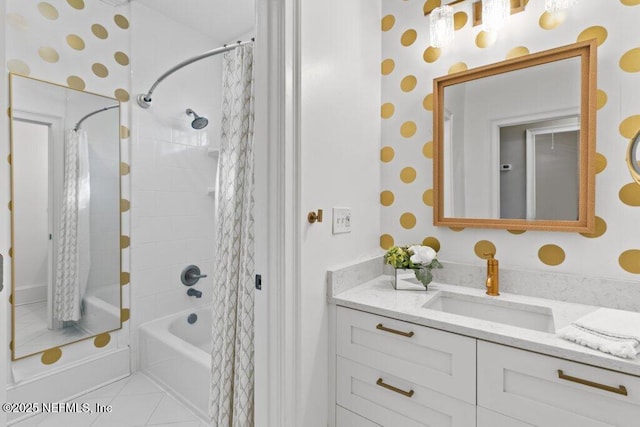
[627,130,640,186]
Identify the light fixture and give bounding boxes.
[430,5,455,48]
[545,0,578,12]
[482,0,510,33]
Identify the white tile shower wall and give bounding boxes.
[130,2,222,369]
[86,112,121,292]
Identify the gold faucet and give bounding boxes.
[484,253,499,296]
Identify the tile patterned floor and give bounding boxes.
[12,372,209,427]
[14,302,90,357]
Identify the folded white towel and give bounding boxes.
[557,308,640,359]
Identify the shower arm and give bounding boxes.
[73,104,119,132]
[136,38,254,109]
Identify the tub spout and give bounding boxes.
[187,288,202,298]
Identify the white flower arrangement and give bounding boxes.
[384,245,443,288]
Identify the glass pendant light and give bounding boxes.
[482,0,510,33]
[545,0,579,13]
[430,5,455,48]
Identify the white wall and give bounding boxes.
[84,108,121,291]
[129,2,223,369]
[12,121,48,296]
[64,91,122,294]
[445,83,466,217]
[299,1,381,425]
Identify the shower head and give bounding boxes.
[186,108,209,130]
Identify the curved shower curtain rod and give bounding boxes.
[73,104,119,132]
[136,38,255,109]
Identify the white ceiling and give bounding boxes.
[135,0,255,42]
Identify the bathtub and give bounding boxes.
[139,307,212,420]
[80,286,121,334]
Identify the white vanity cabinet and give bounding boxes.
[477,341,640,427]
[335,307,476,426]
[334,305,640,427]
[336,406,381,426]
[476,407,533,426]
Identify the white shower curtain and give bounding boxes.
[210,43,255,426]
[54,129,91,322]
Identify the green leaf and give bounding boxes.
[430,259,443,269]
[414,267,433,288]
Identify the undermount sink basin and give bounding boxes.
[422,291,555,333]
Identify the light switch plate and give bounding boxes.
[332,207,352,234]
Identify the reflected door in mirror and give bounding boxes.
[12,120,51,330]
[498,119,579,221]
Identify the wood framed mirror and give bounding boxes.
[433,40,596,232]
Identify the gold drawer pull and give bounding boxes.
[557,370,628,396]
[376,323,414,337]
[376,378,415,398]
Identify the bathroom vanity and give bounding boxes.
[329,268,640,427]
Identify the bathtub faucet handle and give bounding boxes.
[187,288,203,298]
[181,265,208,286]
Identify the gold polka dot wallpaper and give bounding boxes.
[381,0,640,278]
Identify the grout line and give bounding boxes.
[15,373,205,427]
[141,393,165,427]
[137,372,208,425]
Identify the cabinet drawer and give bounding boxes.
[477,407,533,427]
[478,341,640,427]
[337,307,476,403]
[337,356,476,427]
[336,405,380,427]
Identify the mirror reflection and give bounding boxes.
[628,130,640,185]
[10,74,122,359]
[434,41,596,231]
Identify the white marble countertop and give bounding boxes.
[329,274,640,377]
